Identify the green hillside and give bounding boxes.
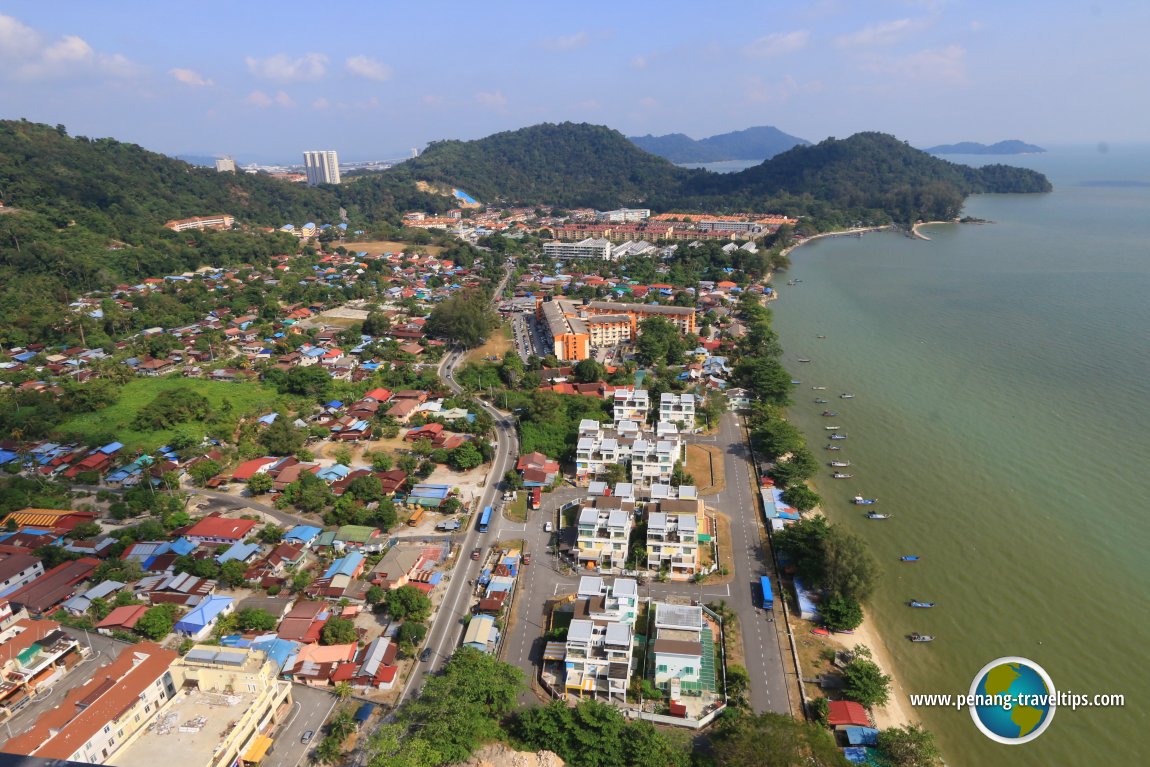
[630,125,810,163]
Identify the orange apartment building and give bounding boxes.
[537,299,696,362]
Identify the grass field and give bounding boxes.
[57,377,279,453]
[342,240,446,257]
[686,444,725,495]
[464,323,513,365]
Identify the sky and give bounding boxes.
[1,0,1148,163]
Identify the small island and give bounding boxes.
[925,140,1046,155]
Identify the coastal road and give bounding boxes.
[707,411,791,714]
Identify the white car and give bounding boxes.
[544,522,553,532]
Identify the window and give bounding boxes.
[657,664,668,673]
[144,704,151,713]
[104,725,111,734]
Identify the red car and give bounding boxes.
[522,553,532,565]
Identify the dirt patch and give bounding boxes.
[343,240,445,257]
[686,444,725,495]
[464,323,513,365]
[700,510,736,586]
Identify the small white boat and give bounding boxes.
[832,472,854,479]
[830,460,851,467]
[825,425,840,430]
[798,357,812,363]
[812,386,828,390]
[866,512,891,520]
[840,393,855,399]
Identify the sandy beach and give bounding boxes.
[821,612,920,729]
[910,219,957,241]
[778,225,893,261]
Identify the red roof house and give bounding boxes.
[183,516,259,544]
[826,700,871,727]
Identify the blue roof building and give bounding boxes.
[217,541,261,564]
[174,595,234,640]
[284,525,322,545]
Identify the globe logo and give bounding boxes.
[969,657,1057,744]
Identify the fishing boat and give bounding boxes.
[840,393,855,399]
[909,633,935,643]
[908,601,935,608]
[866,512,891,520]
[852,495,877,504]
[825,425,840,430]
[798,357,812,363]
[812,386,828,390]
[828,433,848,440]
[829,460,851,467]
[821,410,838,417]
[832,472,854,479]
[900,555,921,562]
[814,398,829,404]
[825,445,842,451]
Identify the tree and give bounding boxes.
[573,358,604,383]
[136,605,175,641]
[725,664,750,706]
[236,607,278,632]
[320,616,358,645]
[257,523,284,543]
[822,526,880,603]
[346,475,383,504]
[88,596,112,621]
[604,463,627,485]
[842,654,892,708]
[333,445,354,466]
[247,472,274,495]
[877,725,942,767]
[369,451,394,472]
[447,442,483,471]
[281,365,331,398]
[259,417,305,456]
[423,290,499,349]
[397,621,428,649]
[820,593,864,632]
[781,484,820,512]
[385,585,432,622]
[219,560,248,588]
[68,520,102,540]
[635,317,686,366]
[711,711,848,767]
[365,585,386,606]
[189,459,222,487]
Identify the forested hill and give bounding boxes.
[0,120,340,234]
[679,132,1053,222]
[629,125,810,163]
[385,122,697,209]
[926,140,1046,155]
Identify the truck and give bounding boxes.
[760,575,774,610]
[529,487,542,510]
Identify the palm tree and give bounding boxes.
[334,681,353,701]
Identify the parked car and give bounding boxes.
[522,553,532,565]
[420,648,433,662]
[544,522,553,532]
[301,731,314,744]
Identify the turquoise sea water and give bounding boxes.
[769,145,1150,766]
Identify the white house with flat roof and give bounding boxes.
[564,577,638,701]
[575,506,632,572]
[647,511,699,577]
[650,603,705,693]
[659,393,695,427]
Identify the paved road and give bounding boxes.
[704,411,791,714]
[396,265,519,702]
[264,684,338,767]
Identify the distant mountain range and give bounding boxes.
[628,126,810,163]
[925,140,1046,155]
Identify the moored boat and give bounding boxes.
[830,460,851,467]
[909,633,935,642]
[814,398,829,404]
[791,380,802,385]
[812,386,828,390]
[840,393,855,399]
[816,335,827,339]
[828,433,847,440]
[821,410,838,417]
[851,495,876,504]
[865,512,890,519]
[900,555,921,562]
[832,472,854,479]
[798,358,812,363]
[825,425,840,430]
[825,445,842,451]
[908,600,935,608]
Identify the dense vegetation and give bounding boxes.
[629,125,810,163]
[925,139,1045,155]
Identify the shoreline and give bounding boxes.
[774,230,921,734]
[910,219,957,241]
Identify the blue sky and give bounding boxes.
[1,1,1147,163]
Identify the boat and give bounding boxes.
[825,425,840,430]
[909,633,935,643]
[798,357,812,363]
[811,627,830,636]
[840,393,855,399]
[900,555,921,562]
[825,445,842,451]
[814,398,829,404]
[812,386,828,390]
[832,472,854,479]
[791,380,802,385]
[866,512,891,520]
[852,495,877,505]
[828,433,848,440]
[816,335,827,339]
[830,460,851,467]
[821,410,838,417]
[908,601,935,608]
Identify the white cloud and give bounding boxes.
[0,14,43,60]
[245,90,274,108]
[743,30,809,59]
[0,15,140,81]
[836,18,929,47]
[275,90,296,107]
[345,55,392,82]
[861,44,967,84]
[245,52,327,82]
[475,90,507,108]
[169,67,213,87]
[538,31,590,53]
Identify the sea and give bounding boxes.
[756,146,1150,765]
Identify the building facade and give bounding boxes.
[563,577,638,701]
[575,505,633,572]
[646,511,699,577]
[659,392,696,427]
[542,237,613,260]
[303,150,341,186]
